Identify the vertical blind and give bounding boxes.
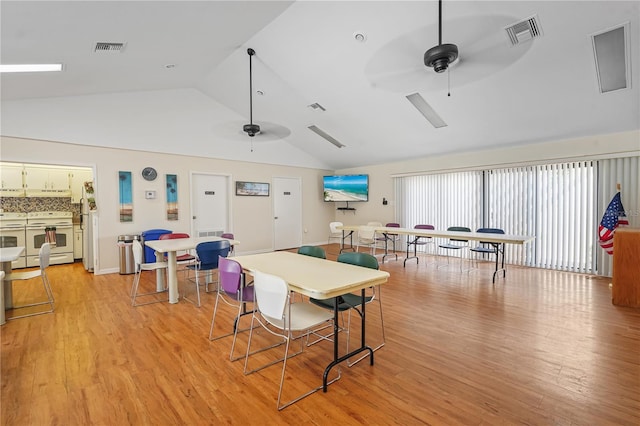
[396,156,639,275]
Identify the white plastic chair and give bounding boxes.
[130,239,168,306]
[243,270,337,410]
[328,221,343,245]
[5,243,54,319]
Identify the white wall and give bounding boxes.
[1,136,334,274]
[3,130,638,273]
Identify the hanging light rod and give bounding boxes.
[243,48,260,137]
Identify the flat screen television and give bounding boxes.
[323,174,369,202]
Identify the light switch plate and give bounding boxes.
[145,190,156,199]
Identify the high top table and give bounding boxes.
[145,236,238,304]
[338,225,534,282]
[233,251,390,391]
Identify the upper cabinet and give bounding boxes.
[23,165,71,197]
[69,168,93,203]
[0,162,25,196]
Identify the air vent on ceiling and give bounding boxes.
[308,102,326,111]
[307,125,345,148]
[505,15,542,46]
[591,23,631,94]
[94,42,126,53]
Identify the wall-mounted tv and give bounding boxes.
[323,174,369,202]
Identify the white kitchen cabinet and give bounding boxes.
[74,224,83,259]
[70,168,93,203]
[24,166,71,196]
[0,162,25,195]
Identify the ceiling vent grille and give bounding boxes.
[591,23,631,94]
[94,42,126,53]
[505,15,542,46]
[308,125,345,148]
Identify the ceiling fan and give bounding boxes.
[364,3,533,93]
[243,48,260,137]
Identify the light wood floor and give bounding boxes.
[2,245,639,425]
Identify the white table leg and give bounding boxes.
[0,270,5,325]
[166,252,179,303]
[154,250,166,292]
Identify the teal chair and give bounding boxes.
[309,251,385,366]
[297,245,326,259]
[438,226,471,271]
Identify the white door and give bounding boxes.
[273,176,302,250]
[191,173,230,237]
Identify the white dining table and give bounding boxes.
[1,246,25,325]
[145,236,238,304]
[234,251,390,391]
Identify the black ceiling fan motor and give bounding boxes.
[424,0,459,73]
[424,43,458,73]
[243,123,260,137]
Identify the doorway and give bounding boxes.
[191,173,231,237]
[273,176,302,250]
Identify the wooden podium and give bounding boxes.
[612,228,640,308]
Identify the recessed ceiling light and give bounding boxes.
[353,32,367,42]
[0,63,63,73]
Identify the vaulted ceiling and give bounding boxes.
[2,1,638,170]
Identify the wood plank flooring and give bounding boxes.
[2,245,639,425]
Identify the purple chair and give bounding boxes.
[404,224,435,267]
[376,222,401,262]
[209,256,254,361]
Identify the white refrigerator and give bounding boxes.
[80,187,97,272]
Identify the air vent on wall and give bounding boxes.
[94,42,126,53]
[307,125,345,148]
[505,15,542,46]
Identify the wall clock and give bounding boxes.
[141,167,158,181]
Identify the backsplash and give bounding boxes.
[0,196,80,221]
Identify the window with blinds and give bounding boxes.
[397,161,598,273]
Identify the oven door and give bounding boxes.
[26,224,73,256]
[0,225,27,268]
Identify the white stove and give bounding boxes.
[0,212,27,269]
[26,211,74,267]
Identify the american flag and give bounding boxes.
[598,192,628,255]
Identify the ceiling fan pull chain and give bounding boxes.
[448,66,451,97]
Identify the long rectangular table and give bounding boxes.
[145,236,238,304]
[233,251,389,391]
[338,225,534,282]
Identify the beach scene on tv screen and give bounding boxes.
[324,175,368,202]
